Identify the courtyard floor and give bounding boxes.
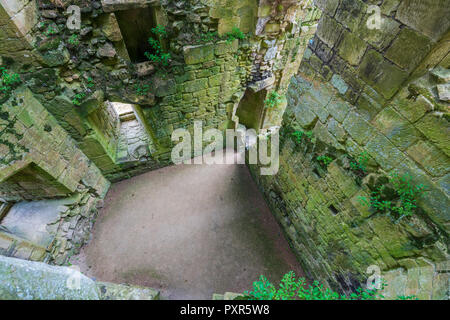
[71,151,304,299]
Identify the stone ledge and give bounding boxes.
[101,0,159,13]
[96,281,160,300]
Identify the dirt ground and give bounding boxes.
[71,152,304,299]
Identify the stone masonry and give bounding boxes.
[248,0,449,299]
[0,0,449,300]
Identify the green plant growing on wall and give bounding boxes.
[72,92,86,106]
[239,271,386,300]
[0,67,21,96]
[86,76,95,88]
[71,75,95,105]
[291,130,313,145]
[44,24,58,36]
[67,34,80,46]
[265,91,282,109]
[397,295,419,300]
[358,173,427,221]
[200,31,219,43]
[225,27,246,43]
[145,25,171,66]
[134,82,150,96]
[317,155,333,167]
[350,151,369,175]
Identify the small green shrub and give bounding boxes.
[86,77,95,88]
[358,173,427,220]
[152,25,167,37]
[291,130,313,145]
[0,67,21,95]
[134,82,150,96]
[145,25,171,66]
[225,27,246,43]
[241,271,384,300]
[350,151,369,174]
[317,155,333,167]
[265,91,282,109]
[67,34,79,46]
[72,92,86,106]
[200,31,220,43]
[397,295,419,300]
[44,24,58,36]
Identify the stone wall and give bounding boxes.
[248,0,449,299]
[0,0,320,266]
[0,0,39,64]
[86,101,120,165]
[0,86,110,265]
[0,0,319,182]
[0,255,160,299]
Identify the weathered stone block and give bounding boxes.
[395,0,450,41]
[209,74,223,87]
[438,173,449,196]
[328,163,358,197]
[39,48,70,67]
[294,102,318,129]
[436,84,450,102]
[214,40,239,56]
[385,28,433,72]
[358,49,409,99]
[0,255,100,299]
[99,13,123,42]
[358,16,401,51]
[373,107,420,151]
[316,15,343,48]
[355,92,382,121]
[326,98,351,123]
[314,0,340,16]
[183,78,208,93]
[393,91,432,123]
[334,0,367,32]
[365,132,405,170]
[313,121,344,150]
[415,114,450,157]
[183,44,215,65]
[431,67,450,83]
[101,0,159,12]
[342,111,374,145]
[330,74,348,95]
[96,281,159,300]
[327,118,347,142]
[315,41,333,63]
[380,0,402,15]
[337,31,367,65]
[407,140,450,177]
[248,74,275,92]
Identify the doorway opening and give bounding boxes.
[109,102,151,163]
[115,7,158,63]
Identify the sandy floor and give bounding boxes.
[71,152,303,299]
